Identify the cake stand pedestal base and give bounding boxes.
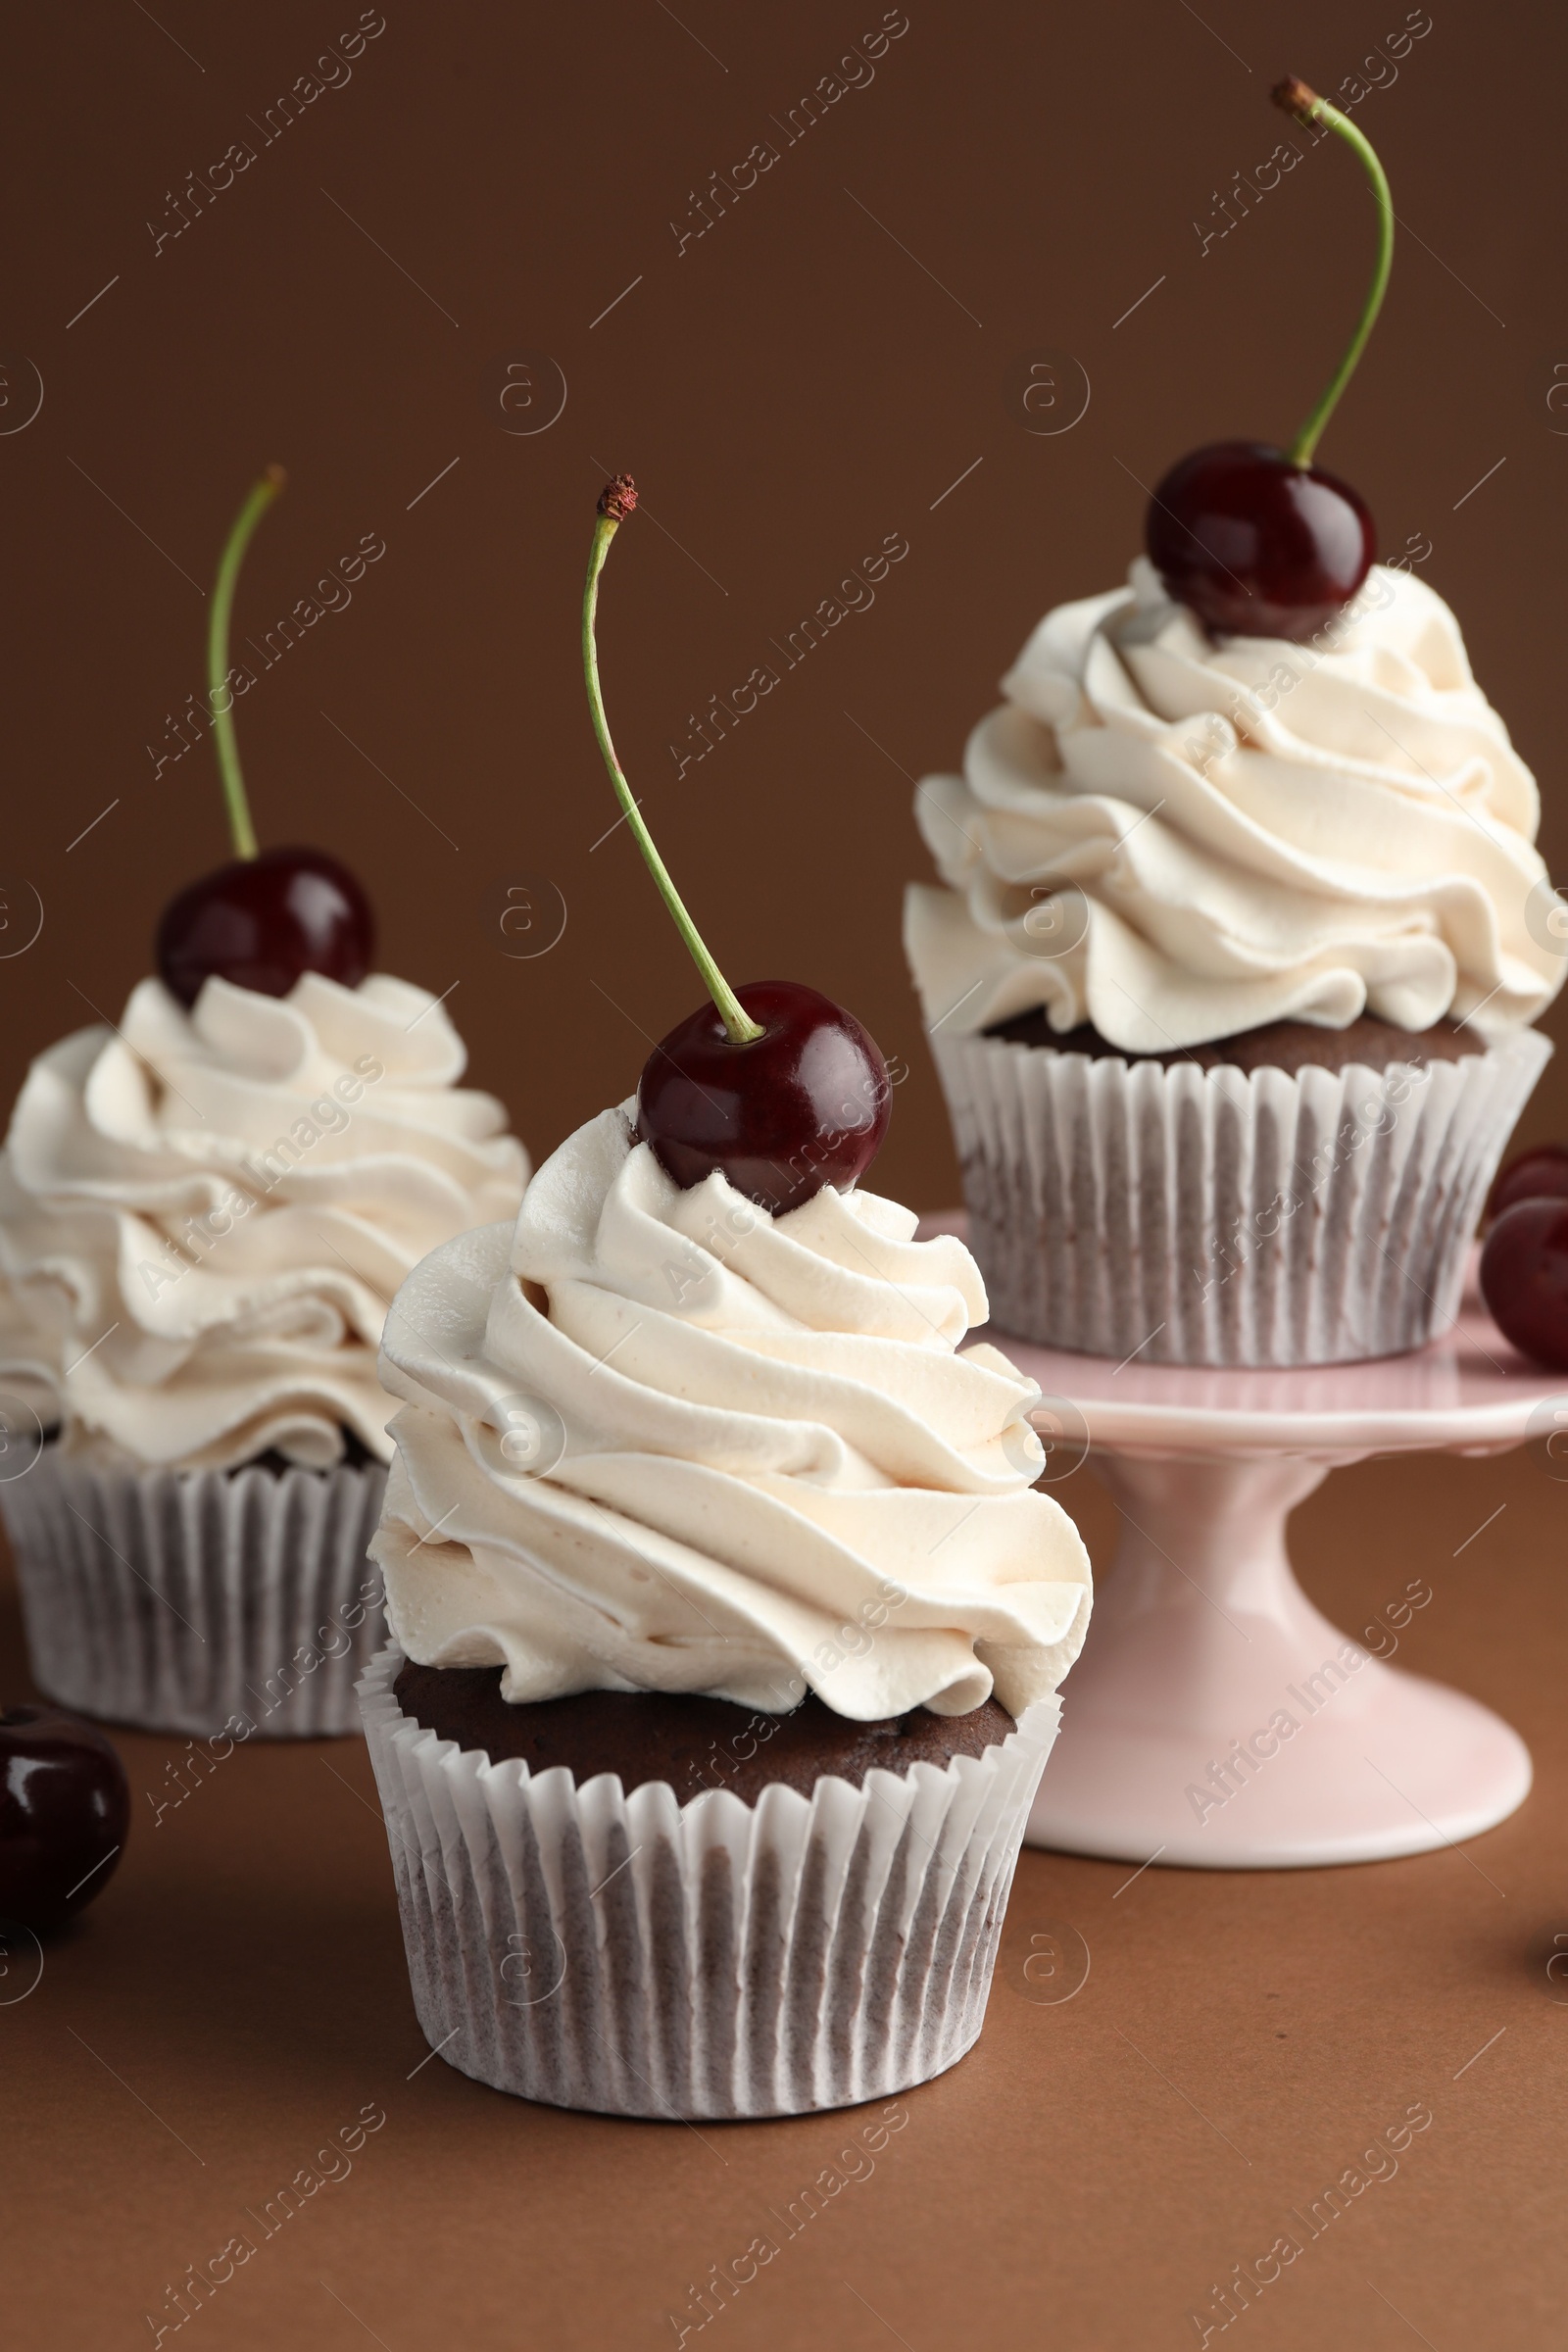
[919,1213,1568,1873]
[1025,1450,1531,1870]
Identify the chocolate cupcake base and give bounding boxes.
[392,1660,1016,1802]
[987,1008,1488,1076]
[359,1643,1058,2120]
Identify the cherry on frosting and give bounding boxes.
[637,980,891,1213]
[156,846,375,1010]
[151,468,377,1011]
[1146,441,1375,642]
[584,479,892,1216]
[1480,1199,1568,1372]
[1146,77,1391,644]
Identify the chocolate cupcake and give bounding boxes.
[906,561,1560,1363]
[391,1661,1018,1799]
[0,971,526,1735]
[358,1103,1091,2119]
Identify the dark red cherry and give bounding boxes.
[156,845,375,1009]
[1480,1199,1568,1372]
[1146,440,1376,642]
[0,1703,129,1933]
[1488,1143,1568,1224]
[637,980,891,1213]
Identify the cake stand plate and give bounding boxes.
[927,1220,1566,1869]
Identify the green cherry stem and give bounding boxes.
[582,477,762,1046]
[206,465,285,860]
[1272,76,1394,470]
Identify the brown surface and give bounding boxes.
[5,1441,1568,2350]
[391,1658,1015,1800]
[986,1010,1489,1073]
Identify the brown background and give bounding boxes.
[3,1,1568,2345]
[1,0,1565,1193]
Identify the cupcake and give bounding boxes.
[906,88,1562,1366]
[361,1102,1089,2118]
[355,476,1092,2120]
[0,974,525,1735]
[906,561,1558,1364]
[0,466,527,1734]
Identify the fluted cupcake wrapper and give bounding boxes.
[1,1451,388,1737]
[931,1026,1551,1367]
[358,1642,1058,2120]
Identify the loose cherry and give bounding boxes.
[1488,1143,1568,1224]
[155,466,375,1010]
[1480,1200,1568,1372]
[583,479,894,1211]
[638,980,890,1212]
[1147,77,1391,643]
[1146,442,1375,642]
[157,846,374,1008]
[0,1703,129,1933]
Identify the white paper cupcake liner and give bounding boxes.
[932,1025,1552,1366]
[358,1643,1058,2119]
[1,1450,388,1737]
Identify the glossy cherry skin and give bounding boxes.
[1146,440,1376,642]
[156,846,374,1009]
[637,980,891,1213]
[1480,1200,1568,1372]
[0,1704,129,1933]
[1487,1143,1568,1224]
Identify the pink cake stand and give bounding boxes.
[926,1219,1566,1870]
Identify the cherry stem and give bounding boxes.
[1272,77,1394,470]
[207,465,285,860]
[582,485,762,1046]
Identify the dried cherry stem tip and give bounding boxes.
[1271,74,1318,116]
[582,477,762,1045]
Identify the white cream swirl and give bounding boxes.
[0,973,526,1469]
[906,560,1563,1054]
[0,1270,56,1434]
[371,1105,1092,1720]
